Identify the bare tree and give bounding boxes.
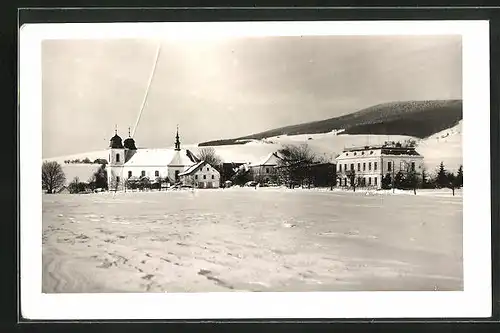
[197,147,223,170]
[276,144,317,189]
[446,172,460,196]
[42,161,66,194]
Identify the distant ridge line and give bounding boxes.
[199,99,462,147]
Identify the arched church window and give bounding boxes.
[116,154,120,163]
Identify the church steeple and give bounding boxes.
[109,125,124,149]
[174,125,181,151]
[123,126,137,150]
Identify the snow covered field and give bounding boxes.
[42,187,463,293]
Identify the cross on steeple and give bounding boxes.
[174,125,181,151]
[115,124,118,135]
[128,127,131,137]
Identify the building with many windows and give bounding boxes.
[335,142,424,189]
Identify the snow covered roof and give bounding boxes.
[380,148,422,157]
[168,150,198,166]
[123,148,197,167]
[336,146,422,160]
[249,152,281,167]
[178,161,206,176]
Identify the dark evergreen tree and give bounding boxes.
[92,164,108,190]
[457,165,463,188]
[394,170,405,189]
[436,162,448,188]
[345,170,356,192]
[381,173,392,189]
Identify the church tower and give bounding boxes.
[174,125,181,151]
[123,127,138,164]
[108,126,125,190]
[123,127,137,150]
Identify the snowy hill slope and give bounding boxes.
[416,120,462,173]
[199,99,462,146]
[44,150,109,165]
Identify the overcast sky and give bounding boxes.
[42,35,462,158]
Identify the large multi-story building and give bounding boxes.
[335,142,424,189]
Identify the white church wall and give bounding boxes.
[123,166,169,180]
[168,166,189,183]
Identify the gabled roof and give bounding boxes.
[179,161,206,176]
[250,152,281,167]
[168,150,198,166]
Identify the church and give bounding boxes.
[107,127,213,190]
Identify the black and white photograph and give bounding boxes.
[20,20,491,320]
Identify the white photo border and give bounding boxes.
[20,20,491,320]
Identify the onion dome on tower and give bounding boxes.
[123,127,137,150]
[109,126,124,149]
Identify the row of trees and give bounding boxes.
[68,164,109,194]
[344,161,463,195]
[64,158,108,165]
[123,176,169,191]
[42,161,108,194]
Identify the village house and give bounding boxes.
[107,127,220,190]
[178,161,221,188]
[249,152,281,183]
[335,141,424,189]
